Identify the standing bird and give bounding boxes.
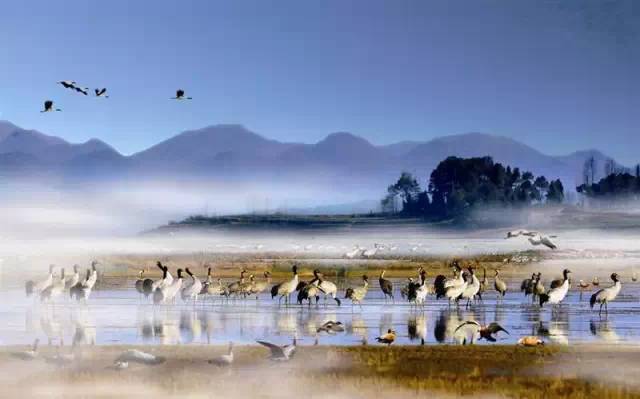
[272,265,299,305]
[65,265,80,292]
[460,267,480,308]
[181,268,202,303]
[41,268,65,302]
[521,273,536,297]
[478,267,488,300]
[312,270,341,306]
[494,270,507,298]
[533,273,545,302]
[41,100,61,112]
[250,271,272,298]
[135,270,146,296]
[375,329,396,346]
[590,273,622,316]
[540,269,571,308]
[208,342,234,366]
[592,276,600,287]
[379,270,394,302]
[94,88,109,98]
[26,264,55,297]
[454,321,509,344]
[171,89,192,100]
[345,275,369,308]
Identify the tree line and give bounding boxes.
[381,156,564,220]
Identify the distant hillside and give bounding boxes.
[0,120,626,197]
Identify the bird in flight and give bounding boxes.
[171,89,192,100]
[58,80,77,89]
[94,88,109,98]
[41,100,61,112]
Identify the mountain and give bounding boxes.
[0,120,625,198]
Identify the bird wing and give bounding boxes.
[486,322,509,335]
[282,344,296,358]
[256,340,284,357]
[454,320,481,334]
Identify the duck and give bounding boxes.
[316,321,345,334]
[517,336,545,347]
[375,329,396,346]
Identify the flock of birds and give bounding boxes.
[40,81,191,112]
[15,227,632,369]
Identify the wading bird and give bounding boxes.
[26,264,55,297]
[590,273,622,316]
[494,270,507,298]
[540,269,571,308]
[272,265,299,305]
[171,89,192,100]
[345,275,369,309]
[460,267,480,308]
[249,271,272,299]
[65,265,80,292]
[379,269,394,302]
[311,269,341,306]
[454,321,509,344]
[181,268,202,304]
[41,100,61,112]
[521,273,536,297]
[40,268,65,302]
[375,329,396,346]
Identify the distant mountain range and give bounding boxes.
[0,120,623,198]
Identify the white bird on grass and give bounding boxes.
[256,337,296,361]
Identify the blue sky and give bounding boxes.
[0,1,638,162]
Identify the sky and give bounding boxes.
[0,1,638,162]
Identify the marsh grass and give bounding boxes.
[0,345,638,398]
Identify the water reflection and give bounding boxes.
[590,319,620,343]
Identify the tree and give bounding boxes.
[546,179,564,203]
[386,172,421,215]
[583,156,596,185]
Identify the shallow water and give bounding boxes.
[0,275,638,348]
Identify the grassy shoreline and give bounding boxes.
[1,345,638,398]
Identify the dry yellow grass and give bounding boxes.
[0,345,638,398]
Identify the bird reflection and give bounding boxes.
[348,314,368,345]
[536,320,568,345]
[590,319,620,343]
[408,314,426,345]
[434,309,466,343]
[179,310,202,343]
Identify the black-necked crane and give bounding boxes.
[26,264,55,297]
[379,270,393,302]
[208,342,234,366]
[375,329,396,346]
[311,269,341,306]
[494,270,507,298]
[74,86,89,95]
[345,275,369,309]
[590,273,622,315]
[40,268,65,303]
[181,268,202,304]
[41,100,61,112]
[151,261,173,292]
[460,267,480,308]
[297,281,324,306]
[58,80,76,89]
[200,267,213,295]
[272,265,299,305]
[153,267,169,305]
[94,88,109,98]
[540,269,571,308]
[163,268,184,303]
[171,89,192,100]
[256,337,296,361]
[65,265,80,292]
[11,339,39,360]
[521,273,536,297]
[454,321,508,344]
[408,268,429,307]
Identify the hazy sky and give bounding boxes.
[0,1,638,162]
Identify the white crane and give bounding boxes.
[40,268,65,303]
[590,273,622,315]
[26,264,55,297]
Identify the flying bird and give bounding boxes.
[256,338,297,361]
[41,100,61,112]
[57,80,76,89]
[528,234,558,250]
[94,88,109,98]
[171,89,192,100]
[74,86,89,95]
